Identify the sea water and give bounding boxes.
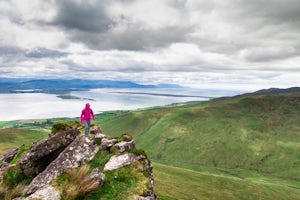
[0,88,243,121]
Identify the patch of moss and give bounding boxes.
[109,145,119,155]
[114,133,133,143]
[88,150,113,171]
[10,145,30,164]
[86,165,148,200]
[94,137,102,146]
[127,149,148,160]
[121,133,133,142]
[51,122,72,134]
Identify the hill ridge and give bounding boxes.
[0,78,182,94]
[100,92,300,180]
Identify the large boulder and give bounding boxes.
[104,153,138,171]
[26,136,99,195]
[19,129,79,177]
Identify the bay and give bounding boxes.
[0,88,243,121]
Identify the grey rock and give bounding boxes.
[101,138,117,150]
[133,156,156,200]
[115,140,136,153]
[90,126,103,135]
[14,185,60,200]
[19,129,79,177]
[94,133,107,139]
[0,162,9,179]
[26,136,99,195]
[104,153,138,171]
[0,146,19,179]
[134,196,157,200]
[0,147,20,163]
[144,161,156,199]
[82,168,106,192]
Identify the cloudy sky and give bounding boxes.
[0,0,299,91]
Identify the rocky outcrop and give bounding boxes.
[0,125,157,200]
[26,136,99,194]
[19,129,80,177]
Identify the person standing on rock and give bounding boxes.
[80,103,95,137]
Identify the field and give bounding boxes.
[1,94,300,199]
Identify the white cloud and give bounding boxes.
[0,0,300,90]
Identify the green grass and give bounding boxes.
[88,150,113,171]
[52,148,151,200]
[86,165,150,200]
[2,165,32,188]
[0,110,128,131]
[153,162,300,200]
[0,128,48,154]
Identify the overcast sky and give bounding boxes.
[0,0,299,91]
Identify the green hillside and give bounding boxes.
[99,94,300,180]
[101,96,300,177]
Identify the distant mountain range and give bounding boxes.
[251,87,300,94]
[0,78,182,94]
[237,87,300,97]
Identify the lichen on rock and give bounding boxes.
[26,136,99,195]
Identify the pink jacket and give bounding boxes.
[80,103,95,122]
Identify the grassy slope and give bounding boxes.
[0,128,48,154]
[99,94,300,199]
[153,163,300,200]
